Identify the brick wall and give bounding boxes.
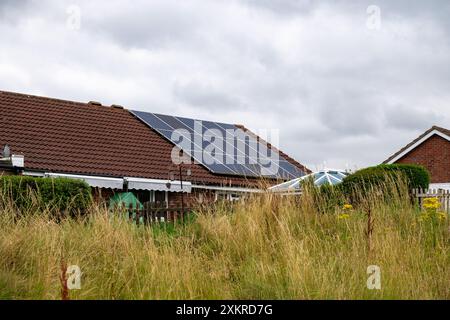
[168,190,216,208]
[396,134,450,183]
[92,187,116,203]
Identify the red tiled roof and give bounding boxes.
[384,125,450,164]
[0,90,309,186]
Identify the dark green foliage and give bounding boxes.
[306,181,345,214]
[0,175,92,213]
[341,164,430,195]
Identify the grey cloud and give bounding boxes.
[242,0,318,15]
[173,81,241,109]
[0,0,32,22]
[384,105,441,131]
[317,91,383,136]
[84,3,201,49]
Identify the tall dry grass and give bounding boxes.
[0,177,448,299]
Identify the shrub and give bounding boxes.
[0,175,92,213]
[341,164,430,195]
[300,179,346,214]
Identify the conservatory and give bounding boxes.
[269,169,349,194]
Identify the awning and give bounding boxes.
[24,172,191,193]
[125,177,192,193]
[44,173,124,189]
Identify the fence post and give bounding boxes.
[128,203,134,223]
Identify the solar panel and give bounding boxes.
[131,110,305,179]
[135,112,172,131]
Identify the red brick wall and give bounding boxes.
[92,188,116,204]
[396,135,450,183]
[168,190,216,208]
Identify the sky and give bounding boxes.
[0,0,449,171]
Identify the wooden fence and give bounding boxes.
[113,201,192,224]
[412,189,450,213]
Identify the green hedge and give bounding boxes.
[0,175,92,212]
[341,164,430,194]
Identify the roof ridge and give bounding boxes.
[0,89,125,111]
[383,125,450,164]
[0,90,88,107]
[432,125,450,136]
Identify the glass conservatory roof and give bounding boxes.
[269,169,349,193]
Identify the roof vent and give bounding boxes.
[88,101,102,106]
[111,104,124,109]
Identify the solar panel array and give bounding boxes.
[131,110,305,179]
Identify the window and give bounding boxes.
[215,191,242,202]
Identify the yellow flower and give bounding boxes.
[437,212,447,221]
[343,204,353,210]
[423,197,441,210]
[338,213,350,220]
[418,212,430,222]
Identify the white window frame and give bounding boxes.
[215,191,243,202]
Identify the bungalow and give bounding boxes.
[0,90,310,207]
[384,126,450,190]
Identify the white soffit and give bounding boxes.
[125,177,192,193]
[45,173,124,189]
[387,130,450,164]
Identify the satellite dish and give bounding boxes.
[2,145,10,158]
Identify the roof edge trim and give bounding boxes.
[385,129,450,164]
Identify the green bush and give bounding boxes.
[0,175,92,213]
[341,164,430,195]
[300,178,346,214]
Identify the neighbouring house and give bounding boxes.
[0,90,310,207]
[384,126,450,190]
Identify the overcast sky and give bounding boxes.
[1,0,449,171]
